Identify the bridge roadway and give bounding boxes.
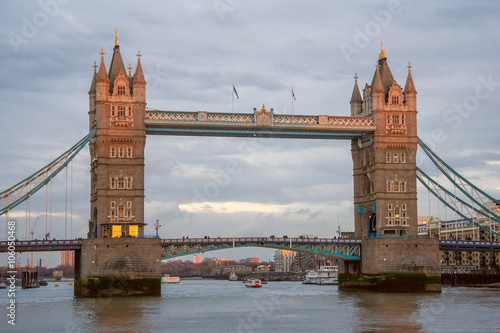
[0,238,499,260]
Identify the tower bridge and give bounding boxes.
[2,36,499,296]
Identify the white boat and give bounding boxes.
[161,275,180,284]
[303,266,338,285]
[245,278,262,288]
[229,272,238,281]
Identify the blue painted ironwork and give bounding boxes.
[145,109,375,140]
[416,168,500,237]
[418,139,500,221]
[0,129,96,217]
[160,237,362,260]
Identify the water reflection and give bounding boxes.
[348,292,426,333]
[72,296,161,333]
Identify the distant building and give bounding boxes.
[53,270,63,280]
[274,250,295,272]
[193,254,202,264]
[418,201,500,270]
[255,264,271,273]
[291,253,317,273]
[250,257,260,264]
[61,251,74,267]
[211,264,252,276]
[211,258,235,266]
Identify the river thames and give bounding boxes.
[1,280,498,332]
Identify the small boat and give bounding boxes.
[161,275,180,284]
[39,280,48,286]
[0,282,7,289]
[245,278,262,288]
[303,265,338,285]
[229,272,238,281]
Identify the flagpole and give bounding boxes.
[232,85,234,115]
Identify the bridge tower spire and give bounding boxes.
[88,36,147,239]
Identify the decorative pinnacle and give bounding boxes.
[93,61,97,73]
[128,63,132,77]
[379,42,386,60]
[99,48,105,60]
[354,73,358,82]
[261,104,266,111]
[407,61,412,72]
[115,28,118,46]
[137,50,142,60]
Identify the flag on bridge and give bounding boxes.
[233,85,239,99]
[292,88,296,101]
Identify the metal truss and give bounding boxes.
[161,237,362,260]
[0,129,96,216]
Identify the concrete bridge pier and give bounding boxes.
[339,238,441,292]
[74,238,161,297]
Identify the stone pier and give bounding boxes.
[339,238,441,292]
[74,238,161,297]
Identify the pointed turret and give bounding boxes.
[96,49,110,101]
[96,49,109,83]
[133,50,146,83]
[372,64,384,93]
[89,61,97,94]
[350,73,362,116]
[132,50,146,101]
[404,62,416,94]
[404,62,417,109]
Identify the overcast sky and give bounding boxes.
[1,1,499,266]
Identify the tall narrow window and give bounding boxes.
[127,147,133,158]
[117,85,126,95]
[118,106,126,117]
[110,147,116,157]
[118,147,125,158]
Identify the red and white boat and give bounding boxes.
[245,278,262,288]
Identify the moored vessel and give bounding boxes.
[161,275,180,284]
[303,266,338,285]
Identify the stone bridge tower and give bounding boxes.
[343,45,441,292]
[88,33,147,238]
[76,34,161,298]
[351,45,418,240]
